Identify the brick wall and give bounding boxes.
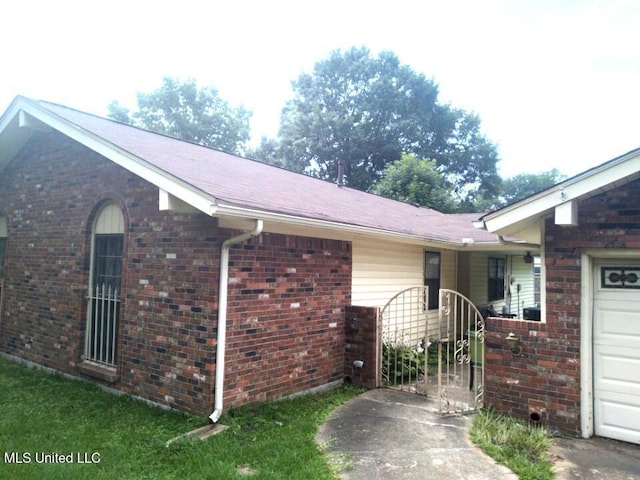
[0,131,352,416]
[484,318,580,434]
[344,305,380,388]
[223,233,351,406]
[485,177,640,435]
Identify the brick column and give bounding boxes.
[344,306,380,388]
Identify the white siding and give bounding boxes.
[509,255,536,317]
[352,238,424,308]
[352,239,458,343]
[460,252,535,317]
[440,249,456,291]
[468,253,489,305]
[352,238,458,308]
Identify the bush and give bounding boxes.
[382,338,455,385]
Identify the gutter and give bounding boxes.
[215,202,469,249]
[474,220,540,250]
[209,219,263,424]
[497,235,540,250]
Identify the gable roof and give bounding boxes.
[478,147,640,243]
[0,96,504,248]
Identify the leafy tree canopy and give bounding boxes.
[372,154,457,213]
[108,77,251,155]
[498,169,567,207]
[260,47,500,207]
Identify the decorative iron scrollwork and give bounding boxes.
[474,383,484,409]
[456,338,470,365]
[439,387,451,414]
[602,267,640,289]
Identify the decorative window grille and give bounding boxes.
[86,283,120,365]
[601,266,640,289]
[85,205,124,367]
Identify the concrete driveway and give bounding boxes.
[317,389,640,480]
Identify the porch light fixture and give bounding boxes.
[505,332,522,355]
[523,252,533,263]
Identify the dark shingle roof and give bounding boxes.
[30,99,499,245]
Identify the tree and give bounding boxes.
[106,101,131,124]
[246,137,283,167]
[266,47,500,205]
[107,77,252,155]
[498,169,566,206]
[372,154,457,212]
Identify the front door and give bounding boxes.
[593,260,640,444]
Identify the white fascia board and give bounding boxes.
[214,201,511,251]
[483,150,640,234]
[459,242,536,253]
[9,99,217,216]
[0,97,23,131]
[214,201,458,247]
[483,200,553,234]
[159,190,206,214]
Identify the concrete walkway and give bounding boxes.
[317,389,640,480]
[317,389,516,479]
[551,435,640,480]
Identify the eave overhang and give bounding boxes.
[479,147,640,242]
[0,96,523,252]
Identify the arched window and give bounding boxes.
[85,203,124,366]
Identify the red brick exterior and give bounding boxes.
[483,318,579,433]
[223,234,350,405]
[344,305,380,388]
[485,178,640,435]
[0,131,351,416]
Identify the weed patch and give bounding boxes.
[470,408,553,480]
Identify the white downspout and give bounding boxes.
[209,219,263,423]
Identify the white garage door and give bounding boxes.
[593,261,640,444]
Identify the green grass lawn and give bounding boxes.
[0,356,362,479]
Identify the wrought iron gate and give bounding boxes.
[380,287,430,395]
[380,287,485,414]
[436,289,485,413]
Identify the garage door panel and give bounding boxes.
[594,348,640,396]
[594,398,640,444]
[594,301,640,342]
[593,261,640,443]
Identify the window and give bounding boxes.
[534,256,541,305]
[424,251,441,310]
[85,204,124,367]
[488,257,505,301]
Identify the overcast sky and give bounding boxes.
[2,0,638,178]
